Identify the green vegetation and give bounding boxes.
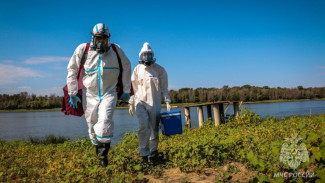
[28,135,69,145]
[0,92,61,110]
[169,85,325,103]
[1,109,325,182]
[1,85,325,111]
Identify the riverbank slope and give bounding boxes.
[1,110,324,182]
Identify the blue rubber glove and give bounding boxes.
[69,95,81,109]
[120,93,130,102]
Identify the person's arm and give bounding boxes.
[66,43,87,95]
[159,66,171,104]
[115,44,131,94]
[128,66,138,105]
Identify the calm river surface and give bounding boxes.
[0,100,324,145]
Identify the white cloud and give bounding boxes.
[2,60,14,64]
[169,84,183,90]
[24,56,70,64]
[39,87,63,96]
[318,72,325,76]
[315,66,325,76]
[0,86,63,96]
[18,86,32,91]
[0,86,31,94]
[53,66,67,70]
[0,64,45,85]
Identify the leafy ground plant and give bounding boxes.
[0,108,324,182]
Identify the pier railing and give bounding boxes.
[173,101,242,127]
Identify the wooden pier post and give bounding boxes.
[180,101,238,128]
[207,105,212,120]
[197,106,204,127]
[233,102,239,118]
[219,103,225,124]
[184,107,191,128]
[213,104,220,126]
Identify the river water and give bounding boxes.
[0,100,324,145]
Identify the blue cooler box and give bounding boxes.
[160,110,182,136]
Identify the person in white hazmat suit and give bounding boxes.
[128,42,171,162]
[67,23,131,167]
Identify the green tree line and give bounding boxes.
[0,92,62,110]
[168,85,325,103]
[0,85,324,110]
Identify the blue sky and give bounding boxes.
[0,0,324,95]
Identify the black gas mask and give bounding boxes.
[92,36,109,54]
[139,52,156,66]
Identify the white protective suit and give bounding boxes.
[67,42,131,144]
[129,43,171,157]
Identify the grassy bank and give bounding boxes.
[1,110,325,182]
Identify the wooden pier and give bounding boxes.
[174,101,241,127]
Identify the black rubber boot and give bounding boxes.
[149,150,159,163]
[141,156,148,163]
[95,142,110,167]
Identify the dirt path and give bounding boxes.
[144,162,256,183]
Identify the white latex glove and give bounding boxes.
[166,102,171,112]
[129,104,134,116]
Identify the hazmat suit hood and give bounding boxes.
[90,23,110,53]
[138,42,156,66]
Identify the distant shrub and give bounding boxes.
[28,134,69,144]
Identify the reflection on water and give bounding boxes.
[0,100,324,145]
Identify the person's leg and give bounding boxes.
[135,102,151,159]
[148,105,161,158]
[93,92,117,167]
[83,91,100,145]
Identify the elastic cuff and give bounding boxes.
[91,140,98,145]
